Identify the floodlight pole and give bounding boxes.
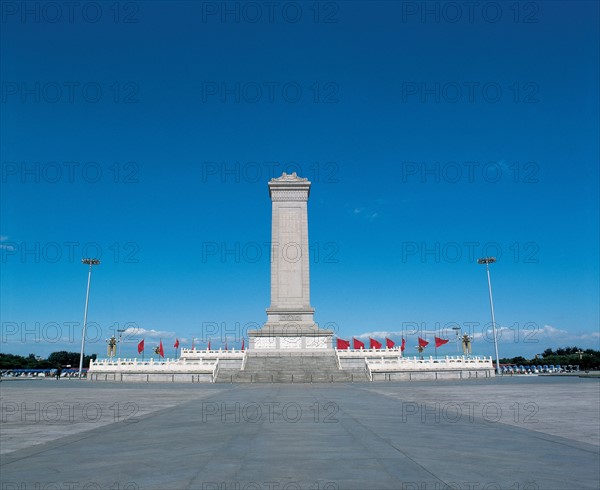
[478,257,501,375]
[452,326,461,355]
[78,258,100,378]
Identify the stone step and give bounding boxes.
[217,373,368,383]
[214,354,369,383]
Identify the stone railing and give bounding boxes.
[336,348,404,359]
[179,349,246,360]
[89,358,218,374]
[244,350,333,357]
[366,355,493,372]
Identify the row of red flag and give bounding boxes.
[336,336,450,351]
[134,336,451,357]
[136,338,246,357]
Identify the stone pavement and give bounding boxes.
[1,376,598,490]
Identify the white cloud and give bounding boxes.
[122,327,175,339]
[355,331,400,339]
[354,324,599,348]
[352,206,380,219]
[0,236,15,251]
[355,329,451,339]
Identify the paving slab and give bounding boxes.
[0,377,598,490]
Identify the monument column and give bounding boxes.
[248,172,332,350]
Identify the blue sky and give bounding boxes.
[1,1,598,360]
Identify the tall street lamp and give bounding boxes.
[478,257,501,375]
[78,258,100,378]
[452,326,461,355]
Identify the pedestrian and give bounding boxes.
[55,366,62,380]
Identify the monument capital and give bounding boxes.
[268,172,311,201]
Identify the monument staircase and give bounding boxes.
[214,351,369,383]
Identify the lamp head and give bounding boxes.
[82,258,100,265]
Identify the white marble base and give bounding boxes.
[249,334,333,350]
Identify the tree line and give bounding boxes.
[0,352,97,370]
[500,346,600,371]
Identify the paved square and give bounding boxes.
[1,377,598,490]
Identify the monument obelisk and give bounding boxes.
[248,172,333,350]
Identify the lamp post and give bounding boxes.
[452,326,461,355]
[478,257,501,375]
[416,345,424,360]
[117,329,126,358]
[78,258,100,378]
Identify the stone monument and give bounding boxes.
[248,172,333,350]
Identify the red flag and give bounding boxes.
[208,339,211,351]
[137,339,144,354]
[158,340,164,358]
[385,338,395,349]
[435,336,449,348]
[174,338,179,349]
[418,337,429,348]
[225,340,228,351]
[401,338,406,352]
[241,339,245,351]
[336,338,350,350]
[353,338,365,350]
[370,338,382,349]
[191,338,195,350]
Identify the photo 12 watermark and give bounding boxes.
[401,81,539,104]
[197,321,341,342]
[2,161,140,184]
[1,401,140,424]
[1,241,140,264]
[201,401,339,423]
[200,1,339,24]
[1,81,140,104]
[201,241,339,264]
[399,1,540,24]
[399,401,539,424]
[400,482,539,490]
[1,321,143,345]
[201,161,339,184]
[1,1,140,24]
[0,483,140,490]
[400,161,539,184]
[201,81,339,104]
[201,483,338,490]
[400,241,539,264]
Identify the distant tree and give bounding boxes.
[0,352,97,370]
[0,354,27,369]
[47,351,80,367]
[542,348,554,357]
